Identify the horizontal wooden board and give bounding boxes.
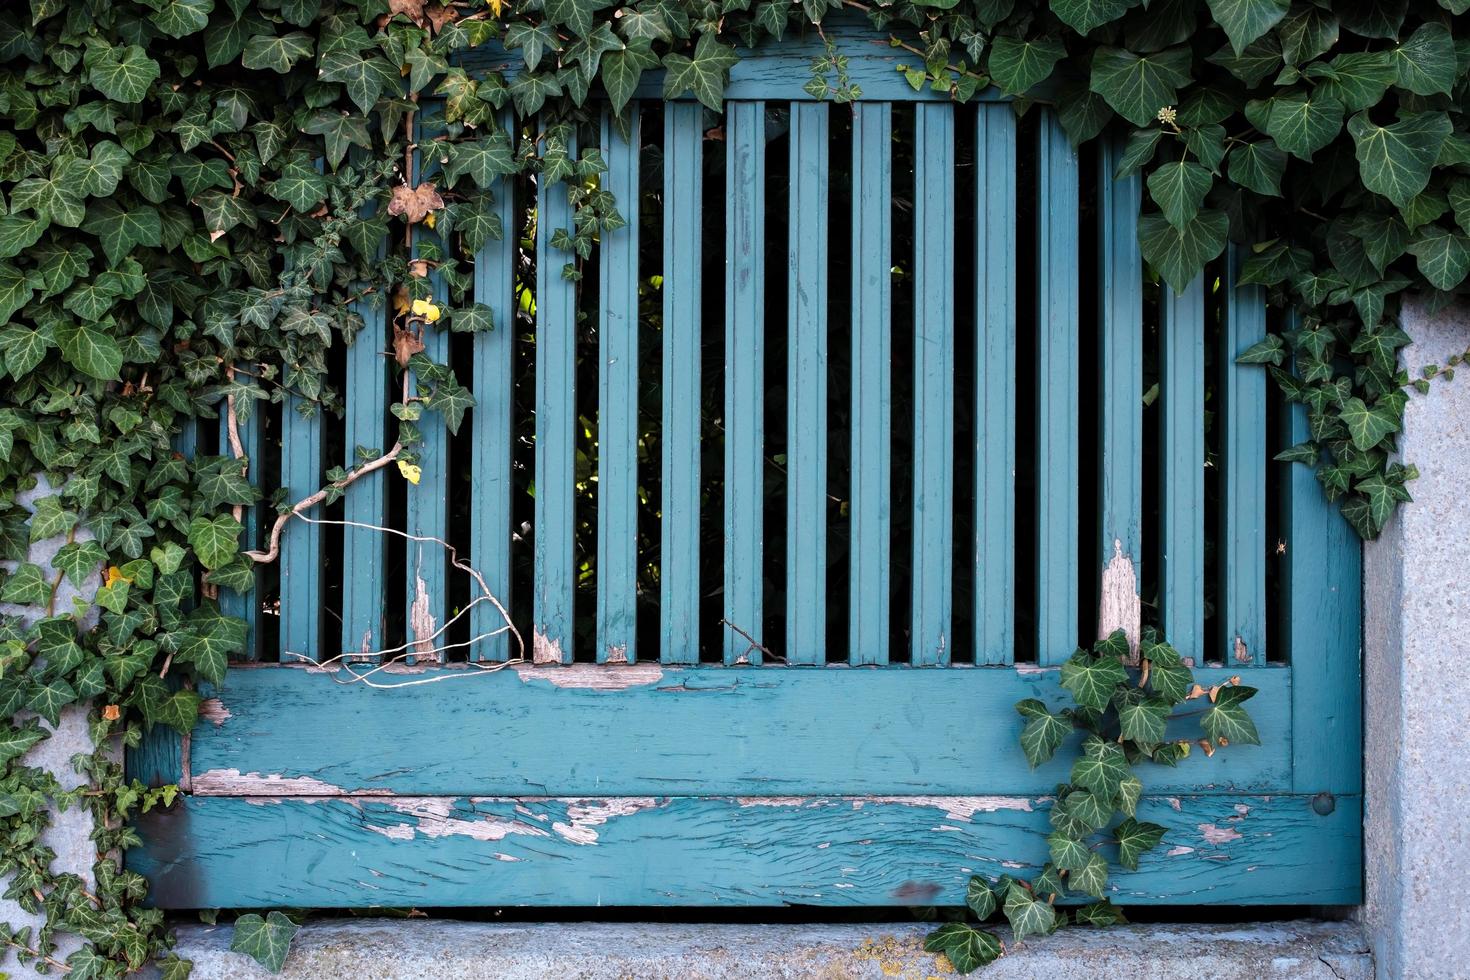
[131,793,1360,909]
[182,665,1291,796]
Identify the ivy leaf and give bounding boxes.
[1049,0,1133,36]
[26,678,76,726]
[1147,160,1212,230]
[1,564,50,605]
[0,263,34,328]
[1070,735,1130,801]
[662,34,738,111]
[54,321,123,380]
[1199,685,1261,745]
[153,688,202,733]
[1059,648,1127,709]
[1069,852,1109,898]
[1139,209,1228,292]
[1205,0,1288,55]
[150,0,214,38]
[1017,698,1070,766]
[1338,395,1399,451]
[242,31,315,74]
[1115,817,1167,869]
[1089,46,1192,127]
[52,540,106,588]
[60,141,131,198]
[1047,830,1092,871]
[1002,882,1058,943]
[1406,224,1470,291]
[923,922,1002,973]
[601,41,661,115]
[1311,52,1396,112]
[1347,111,1451,209]
[441,134,517,189]
[88,44,161,103]
[1075,901,1128,927]
[1208,35,1281,86]
[230,912,299,974]
[318,49,400,114]
[1226,139,1285,196]
[0,720,47,765]
[82,200,162,265]
[1117,695,1170,744]
[268,154,327,213]
[987,37,1065,96]
[1263,90,1344,161]
[172,607,246,684]
[965,876,998,920]
[187,514,242,570]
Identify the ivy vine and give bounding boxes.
[0,0,1461,974]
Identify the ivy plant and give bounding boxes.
[924,630,1259,973]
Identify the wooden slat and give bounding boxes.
[910,103,955,666]
[974,103,1017,666]
[532,128,578,665]
[184,663,1291,796]
[1096,138,1143,654]
[1160,278,1206,656]
[1220,247,1268,666]
[406,240,450,664]
[1283,316,1363,795]
[218,379,260,660]
[470,114,518,663]
[786,102,828,665]
[723,101,766,665]
[279,385,322,663]
[660,103,703,665]
[848,102,891,666]
[340,294,388,661]
[137,792,1360,909]
[596,108,641,665]
[1034,109,1079,665]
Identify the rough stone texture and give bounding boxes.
[1362,297,1470,980]
[164,919,1370,980]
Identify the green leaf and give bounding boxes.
[1002,882,1058,943]
[243,31,315,74]
[1089,46,1192,127]
[187,514,242,570]
[1139,209,1228,292]
[1059,648,1128,709]
[268,154,327,212]
[230,912,299,974]
[1070,735,1131,801]
[1115,816,1167,869]
[662,34,738,111]
[987,37,1066,96]
[60,141,131,198]
[1,563,50,605]
[52,540,106,588]
[1017,698,1070,766]
[1075,901,1128,927]
[442,135,518,189]
[1117,694,1170,744]
[1147,161,1212,230]
[1226,139,1285,197]
[1199,685,1261,745]
[601,41,661,115]
[1069,852,1109,898]
[1049,0,1133,35]
[0,263,34,328]
[1047,830,1092,871]
[1264,90,1344,161]
[1311,52,1395,113]
[82,199,162,265]
[965,876,998,920]
[88,45,161,103]
[150,0,214,38]
[1407,224,1470,291]
[54,320,123,380]
[923,922,1002,973]
[1205,0,1288,55]
[26,678,76,726]
[1208,35,1281,86]
[0,720,47,765]
[1347,111,1452,209]
[1338,395,1399,451]
[153,688,202,732]
[318,49,400,114]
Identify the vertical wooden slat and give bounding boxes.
[786,102,828,665]
[340,294,388,661]
[470,113,518,663]
[597,108,641,665]
[724,101,765,665]
[1220,247,1268,666]
[279,386,322,663]
[848,102,890,667]
[1096,137,1143,654]
[975,103,1017,666]
[910,103,955,666]
[1283,312,1363,794]
[660,103,703,665]
[533,127,578,665]
[1160,278,1206,657]
[218,388,259,660]
[1035,109,1079,666]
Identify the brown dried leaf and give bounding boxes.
[387,183,444,224]
[393,323,425,368]
[425,3,458,32]
[388,0,428,26]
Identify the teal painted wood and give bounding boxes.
[186,663,1291,796]
[724,101,765,665]
[1282,316,1363,795]
[660,103,703,665]
[533,128,578,664]
[279,383,322,663]
[1096,137,1143,626]
[218,377,260,660]
[1034,110,1079,665]
[974,103,1017,666]
[470,113,518,663]
[1220,247,1268,666]
[134,792,1359,909]
[597,108,642,665]
[1159,278,1206,657]
[848,102,891,666]
[911,103,955,666]
[341,288,388,661]
[786,102,828,665]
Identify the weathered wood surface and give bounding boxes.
[185,665,1291,796]
[132,792,1360,908]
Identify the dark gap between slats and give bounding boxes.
[1077,140,1102,650]
[634,102,666,661]
[699,108,727,663]
[508,165,538,663]
[259,397,284,662]
[321,330,348,662]
[951,107,978,665]
[888,103,916,666]
[1012,109,1040,665]
[762,102,790,660]
[574,117,603,663]
[1264,306,1288,664]
[1141,275,1162,634]
[825,105,853,666]
[1202,258,1225,666]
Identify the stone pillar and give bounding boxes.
[1362,298,1470,980]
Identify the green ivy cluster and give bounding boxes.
[0,0,1459,974]
[924,630,1259,973]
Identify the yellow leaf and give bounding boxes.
[105,566,130,586]
[397,460,422,485]
[488,0,504,17]
[411,298,442,323]
[424,211,436,229]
